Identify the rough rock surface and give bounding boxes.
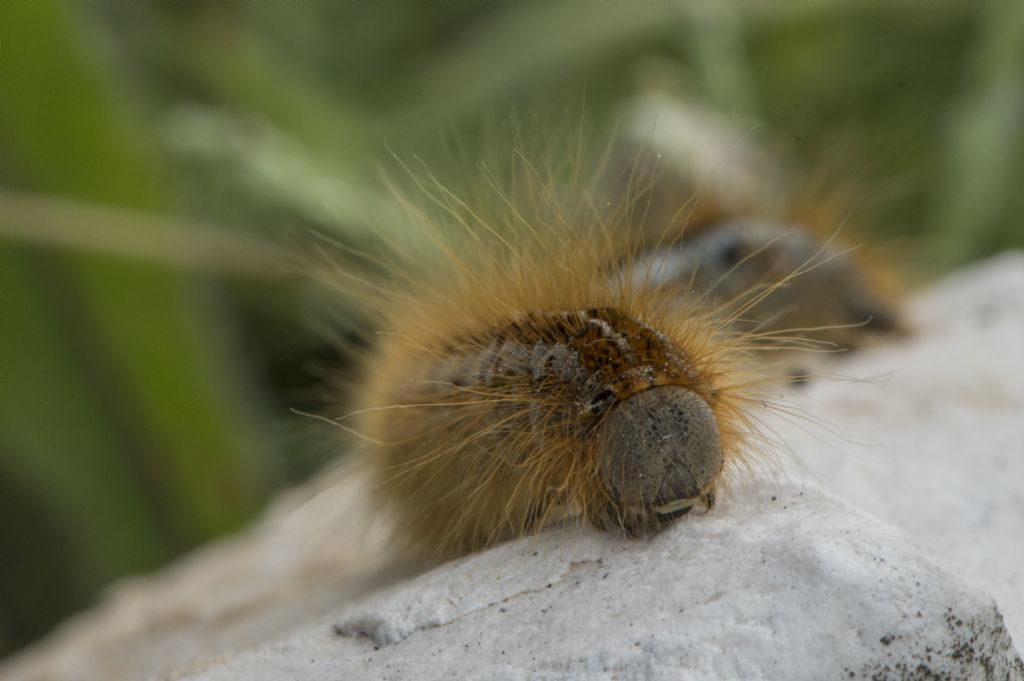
[191,483,1022,681]
[2,254,1023,681]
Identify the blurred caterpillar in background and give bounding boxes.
[616,160,901,359]
[334,106,901,563]
[612,95,902,359]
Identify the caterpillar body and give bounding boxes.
[345,171,763,562]
[363,305,736,560]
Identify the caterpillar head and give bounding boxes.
[594,385,722,536]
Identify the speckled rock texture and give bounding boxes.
[2,254,1023,681]
[307,485,1019,681]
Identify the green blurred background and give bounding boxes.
[1,0,1022,657]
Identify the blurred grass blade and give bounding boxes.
[0,190,295,278]
[0,0,280,649]
[929,0,1024,269]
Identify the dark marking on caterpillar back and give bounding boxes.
[428,308,715,433]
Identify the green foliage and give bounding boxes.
[1,0,1021,656]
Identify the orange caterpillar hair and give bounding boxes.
[332,150,772,563]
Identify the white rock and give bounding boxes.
[181,482,1023,681]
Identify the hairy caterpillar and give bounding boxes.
[353,259,748,561]
[335,142,872,564]
[0,116,901,569]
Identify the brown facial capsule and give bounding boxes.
[597,385,721,535]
